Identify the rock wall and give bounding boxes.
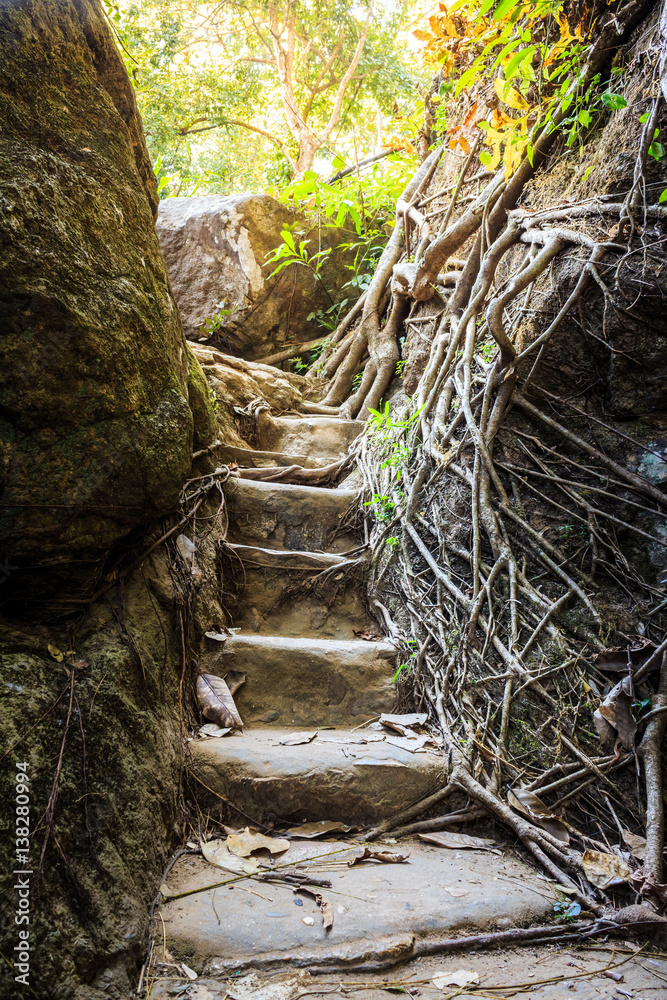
[157,194,356,359]
[0,3,217,998]
[0,0,215,607]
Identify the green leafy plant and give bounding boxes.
[265,225,332,281]
[553,900,581,922]
[363,493,396,523]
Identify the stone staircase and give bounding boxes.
[152,412,555,988]
[191,414,445,826]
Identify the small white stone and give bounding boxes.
[302,917,315,926]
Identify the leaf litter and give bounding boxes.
[431,969,480,988]
[507,788,569,844]
[227,828,290,857]
[197,672,245,730]
[582,848,631,889]
[418,831,500,853]
[285,820,353,838]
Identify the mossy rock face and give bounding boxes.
[0,548,186,999]
[0,0,213,603]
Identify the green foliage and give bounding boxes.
[108,0,422,194]
[265,225,332,281]
[363,493,396,522]
[414,1,629,175]
[553,900,581,921]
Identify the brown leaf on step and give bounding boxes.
[197,673,243,730]
[286,820,353,838]
[279,730,318,745]
[380,712,428,736]
[199,723,232,738]
[419,831,498,852]
[582,848,631,889]
[297,886,334,930]
[507,788,570,844]
[621,828,647,860]
[227,827,290,858]
[595,675,636,750]
[593,641,654,674]
[201,839,262,875]
[354,629,383,641]
[347,847,409,866]
[224,670,247,696]
[432,969,480,988]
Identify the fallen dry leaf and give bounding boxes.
[286,820,353,838]
[180,963,197,981]
[621,829,647,860]
[199,723,232,738]
[297,886,334,930]
[201,839,262,875]
[227,827,290,858]
[630,870,667,902]
[353,629,383,641]
[347,847,409,866]
[508,788,569,844]
[432,969,480,988]
[582,848,631,889]
[48,644,64,662]
[594,642,654,673]
[279,730,318,746]
[419,831,499,852]
[197,673,244,730]
[380,712,428,736]
[594,676,636,750]
[224,670,247,695]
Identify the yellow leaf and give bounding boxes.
[494,78,529,110]
[412,29,433,42]
[488,143,502,170]
[48,644,64,662]
[483,126,507,144]
[458,135,471,155]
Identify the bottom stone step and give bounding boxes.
[189,727,445,826]
[159,838,555,976]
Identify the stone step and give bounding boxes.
[221,543,371,639]
[224,478,359,552]
[256,414,364,462]
[201,635,396,727]
[215,442,320,469]
[158,837,555,977]
[189,727,442,826]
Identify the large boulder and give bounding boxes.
[156,194,355,359]
[0,0,214,605]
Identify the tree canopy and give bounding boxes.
[106,0,425,193]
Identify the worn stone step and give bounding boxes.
[214,442,320,469]
[257,414,364,462]
[224,478,359,552]
[189,727,442,826]
[158,837,555,977]
[221,543,371,639]
[201,635,396,727]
